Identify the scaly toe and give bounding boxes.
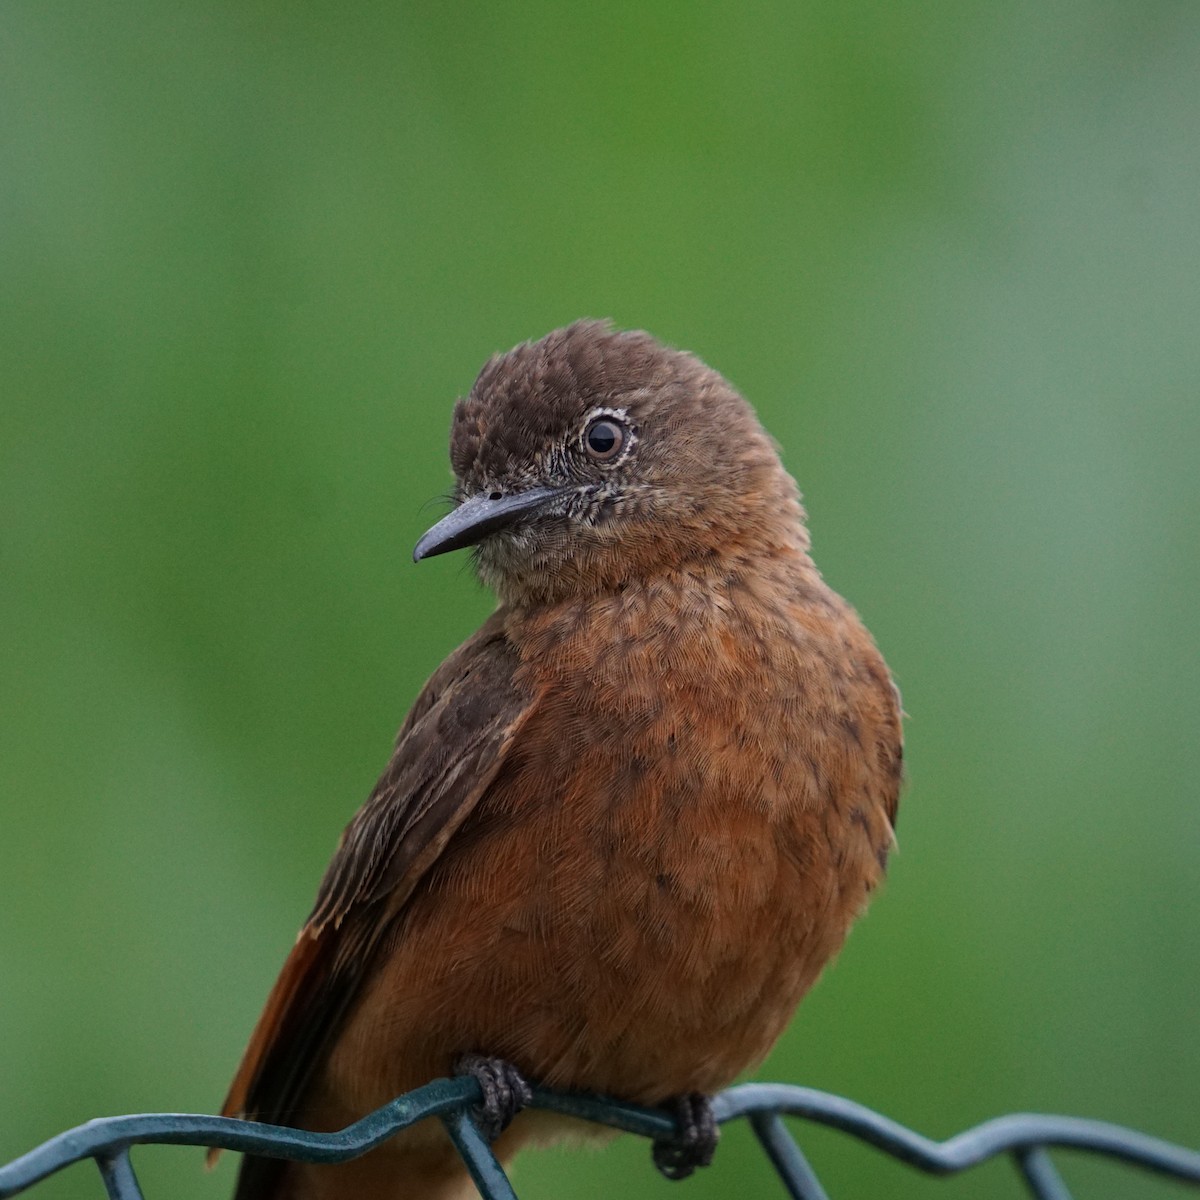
[454,1054,533,1142]
[652,1092,719,1181]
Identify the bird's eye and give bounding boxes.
[583,417,626,462]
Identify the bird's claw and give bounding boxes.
[652,1092,719,1180]
[455,1054,533,1142]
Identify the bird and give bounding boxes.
[213,320,903,1200]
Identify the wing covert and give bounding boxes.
[215,614,535,1167]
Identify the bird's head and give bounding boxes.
[414,321,809,606]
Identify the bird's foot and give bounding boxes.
[652,1092,719,1180]
[454,1054,533,1142]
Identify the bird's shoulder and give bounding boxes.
[308,611,538,933]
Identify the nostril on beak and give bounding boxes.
[489,491,503,501]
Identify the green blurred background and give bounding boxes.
[2,3,1198,1198]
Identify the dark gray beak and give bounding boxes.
[413,486,569,562]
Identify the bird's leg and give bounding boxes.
[454,1054,534,1142]
[652,1093,719,1180]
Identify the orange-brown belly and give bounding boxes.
[319,764,883,1125]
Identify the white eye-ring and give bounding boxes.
[581,408,635,464]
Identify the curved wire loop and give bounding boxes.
[1,1078,1198,1200]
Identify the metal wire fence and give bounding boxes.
[1,1077,1198,1200]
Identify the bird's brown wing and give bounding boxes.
[212,613,536,1190]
